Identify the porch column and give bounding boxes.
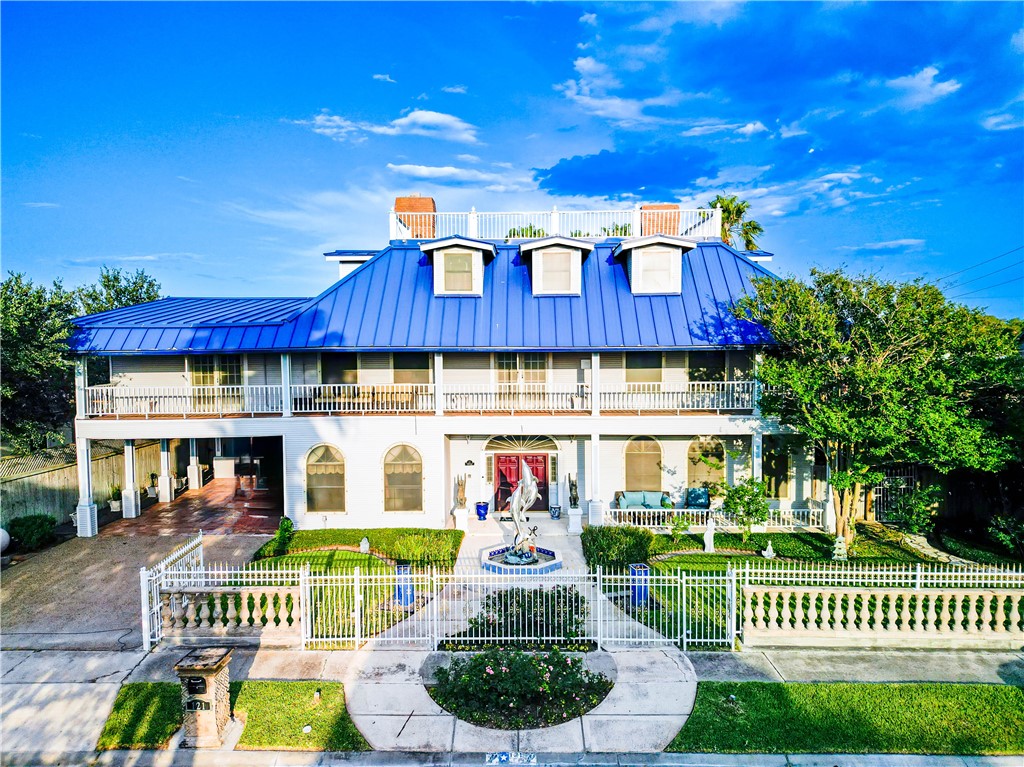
[590,352,600,415]
[74,357,88,419]
[434,352,444,416]
[187,437,204,491]
[215,438,223,457]
[122,439,140,519]
[751,432,764,480]
[280,353,292,417]
[158,438,174,503]
[752,353,763,416]
[75,438,98,537]
[587,432,605,526]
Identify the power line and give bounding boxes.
[934,245,1024,282]
[948,273,1024,299]
[945,258,1024,290]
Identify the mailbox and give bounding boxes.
[185,677,207,695]
[174,648,232,748]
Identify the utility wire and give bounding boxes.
[944,258,1024,290]
[934,245,1023,282]
[948,273,1024,299]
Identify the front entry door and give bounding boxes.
[494,454,548,512]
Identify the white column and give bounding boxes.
[281,353,292,417]
[389,208,398,240]
[590,352,601,415]
[752,432,764,480]
[158,438,173,503]
[187,437,204,490]
[74,357,88,418]
[632,203,642,237]
[215,438,223,457]
[550,206,560,236]
[434,352,444,416]
[752,353,763,416]
[122,439,140,519]
[75,438,98,537]
[468,207,479,239]
[587,432,606,526]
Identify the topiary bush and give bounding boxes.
[467,586,587,641]
[8,514,57,552]
[429,647,612,729]
[581,526,653,569]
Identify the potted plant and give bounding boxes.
[146,473,159,498]
[109,484,123,514]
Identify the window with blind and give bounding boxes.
[625,437,662,490]
[626,351,663,383]
[688,351,727,382]
[639,248,673,293]
[306,444,345,513]
[393,352,431,384]
[384,444,423,512]
[444,251,474,292]
[541,249,572,293]
[763,435,790,499]
[688,439,725,489]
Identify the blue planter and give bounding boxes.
[475,502,489,520]
[549,506,562,520]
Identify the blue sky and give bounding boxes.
[3,1,1023,318]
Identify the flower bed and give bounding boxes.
[428,647,612,729]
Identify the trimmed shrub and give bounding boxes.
[467,586,587,640]
[581,526,653,569]
[887,485,942,536]
[8,514,57,552]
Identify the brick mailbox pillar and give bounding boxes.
[175,648,232,748]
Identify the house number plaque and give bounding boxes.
[184,698,211,712]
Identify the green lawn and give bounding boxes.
[96,683,183,750]
[670,682,1024,754]
[231,681,369,751]
[253,528,464,570]
[935,532,1021,565]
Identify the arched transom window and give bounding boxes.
[307,445,345,513]
[625,437,662,490]
[688,438,725,489]
[384,444,423,512]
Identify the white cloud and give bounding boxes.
[885,66,961,110]
[22,202,59,208]
[982,113,1024,131]
[442,85,468,94]
[556,56,687,126]
[836,239,926,253]
[778,121,807,138]
[372,73,396,83]
[632,2,742,31]
[295,109,479,144]
[579,12,598,25]
[681,121,737,137]
[456,154,481,163]
[735,121,768,137]
[1012,28,1024,52]
[386,162,536,193]
[415,93,429,101]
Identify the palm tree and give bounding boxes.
[704,194,763,250]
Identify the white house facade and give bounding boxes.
[69,199,827,537]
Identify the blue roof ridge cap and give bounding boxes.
[72,296,177,324]
[715,241,780,281]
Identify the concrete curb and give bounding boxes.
[3,751,1022,767]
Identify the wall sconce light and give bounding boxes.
[465,460,475,467]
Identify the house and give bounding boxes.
[67,197,828,537]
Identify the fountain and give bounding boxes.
[481,459,563,574]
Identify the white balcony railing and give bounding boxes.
[84,385,283,417]
[291,384,434,414]
[443,383,591,413]
[600,381,757,412]
[390,205,722,241]
[608,506,824,531]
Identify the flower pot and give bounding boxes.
[146,486,158,499]
[110,500,122,514]
[549,506,562,520]
[475,502,489,521]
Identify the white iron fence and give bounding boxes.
[608,506,825,531]
[141,532,205,651]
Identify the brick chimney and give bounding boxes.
[640,203,680,237]
[394,194,437,239]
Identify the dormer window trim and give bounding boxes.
[420,237,496,297]
[520,237,593,297]
[613,235,695,296]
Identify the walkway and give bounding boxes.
[100,479,283,536]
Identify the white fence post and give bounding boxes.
[727,567,737,644]
[680,569,687,651]
[595,566,603,649]
[140,566,152,653]
[353,566,362,648]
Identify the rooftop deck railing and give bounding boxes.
[390,206,722,241]
[83,379,758,418]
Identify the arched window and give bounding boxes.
[625,437,662,490]
[689,439,725,489]
[384,444,423,512]
[306,445,345,513]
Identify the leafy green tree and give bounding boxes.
[722,476,771,542]
[736,269,1023,544]
[75,266,161,316]
[0,274,78,453]
[703,195,763,250]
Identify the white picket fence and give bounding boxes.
[141,531,205,651]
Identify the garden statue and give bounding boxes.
[568,474,579,509]
[832,536,848,562]
[505,459,540,562]
[703,516,716,553]
[762,540,775,560]
[455,475,467,509]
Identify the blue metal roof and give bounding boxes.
[70,240,775,354]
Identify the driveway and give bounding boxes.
[0,533,269,651]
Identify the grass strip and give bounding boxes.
[935,532,1021,565]
[669,681,1024,754]
[96,682,182,750]
[231,680,369,751]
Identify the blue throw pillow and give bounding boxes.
[686,487,711,509]
[641,502,653,509]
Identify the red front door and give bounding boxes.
[494,454,548,512]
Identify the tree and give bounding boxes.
[722,477,771,542]
[75,266,161,316]
[0,274,78,453]
[735,269,1024,544]
[704,194,764,250]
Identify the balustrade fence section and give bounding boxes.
[291,384,434,414]
[86,385,283,417]
[599,381,757,413]
[141,556,1024,653]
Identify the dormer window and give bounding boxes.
[521,237,592,296]
[613,235,695,296]
[420,236,496,296]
